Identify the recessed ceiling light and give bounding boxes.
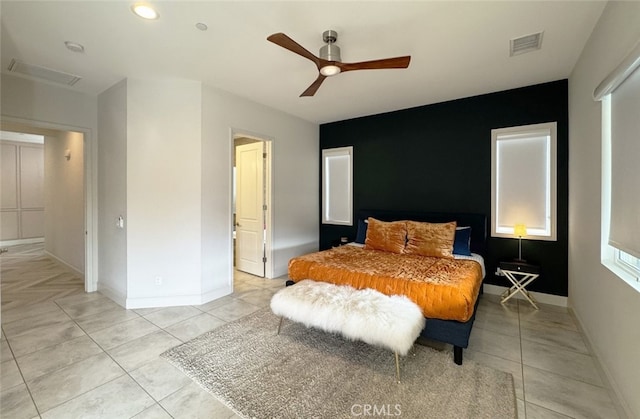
[64,41,85,53]
[131,3,159,20]
[195,22,208,31]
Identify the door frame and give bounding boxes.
[1,116,96,292]
[230,128,273,278]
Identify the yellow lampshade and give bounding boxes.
[514,224,527,238]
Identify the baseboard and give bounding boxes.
[98,284,127,308]
[124,285,234,309]
[483,284,568,307]
[44,250,84,279]
[201,286,233,304]
[0,237,44,247]
[569,306,632,419]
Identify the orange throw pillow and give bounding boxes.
[364,218,407,254]
[404,221,456,258]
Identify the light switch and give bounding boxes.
[117,216,124,229]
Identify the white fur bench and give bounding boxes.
[270,279,425,382]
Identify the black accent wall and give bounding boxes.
[319,80,569,297]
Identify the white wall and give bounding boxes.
[1,74,98,290]
[97,80,128,300]
[568,2,640,417]
[2,74,318,307]
[201,86,318,298]
[125,79,203,305]
[45,131,84,273]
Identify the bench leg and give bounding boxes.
[395,352,401,383]
[277,317,284,335]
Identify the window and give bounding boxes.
[322,146,353,226]
[595,39,640,288]
[491,122,557,240]
[617,250,640,279]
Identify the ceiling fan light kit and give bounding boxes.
[267,29,411,97]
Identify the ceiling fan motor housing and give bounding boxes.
[320,30,341,62]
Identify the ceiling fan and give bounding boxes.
[267,30,411,97]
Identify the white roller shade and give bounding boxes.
[497,135,549,231]
[608,66,640,258]
[322,146,353,225]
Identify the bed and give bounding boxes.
[288,209,487,365]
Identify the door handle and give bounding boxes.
[235,223,241,227]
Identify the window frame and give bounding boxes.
[491,122,558,241]
[321,146,353,226]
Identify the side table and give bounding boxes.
[499,261,540,309]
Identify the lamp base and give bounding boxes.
[513,258,527,263]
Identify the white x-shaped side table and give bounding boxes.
[499,262,540,309]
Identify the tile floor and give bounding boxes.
[1,250,622,418]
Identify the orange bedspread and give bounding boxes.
[288,245,483,322]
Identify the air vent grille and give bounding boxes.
[510,32,544,56]
[8,59,81,86]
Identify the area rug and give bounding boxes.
[162,308,516,419]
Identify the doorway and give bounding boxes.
[232,133,272,278]
[0,119,92,293]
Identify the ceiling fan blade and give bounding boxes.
[338,56,411,72]
[267,33,320,67]
[300,74,327,97]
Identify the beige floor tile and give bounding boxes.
[107,330,182,372]
[237,288,277,307]
[53,291,105,308]
[160,381,237,419]
[0,338,13,362]
[523,365,619,419]
[40,375,155,419]
[1,300,61,324]
[133,307,164,316]
[74,306,140,333]
[89,317,160,350]
[1,359,24,391]
[60,297,123,319]
[198,295,236,312]
[132,403,173,419]
[522,339,603,386]
[2,308,72,337]
[260,278,287,289]
[473,308,521,337]
[520,321,589,354]
[477,293,519,314]
[526,402,573,418]
[0,383,39,419]
[207,299,260,322]
[517,398,526,419]
[7,320,86,357]
[468,325,522,363]
[130,358,193,401]
[164,312,227,342]
[142,306,202,329]
[15,335,103,381]
[519,304,578,332]
[27,352,125,412]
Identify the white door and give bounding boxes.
[235,142,265,277]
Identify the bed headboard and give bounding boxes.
[356,209,488,256]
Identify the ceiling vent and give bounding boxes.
[7,59,81,86]
[510,32,544,56]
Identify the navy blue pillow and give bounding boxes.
[355,219,368,244]
[453,227,472,256]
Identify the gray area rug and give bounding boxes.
[162,308,516,419]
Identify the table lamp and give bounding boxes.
[514,224,527,262]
